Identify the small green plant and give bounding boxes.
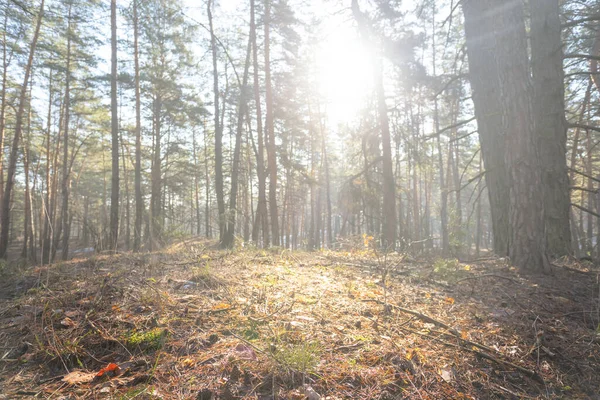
[190,263,212,282]
[276,341,321,374]
[139,288,167,309]
[126,328,168,351]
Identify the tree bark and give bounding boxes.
[496,0,548,272]
[264,0,280,246]
[58,3,73,261]
[530,0,571,257]
[250,0,269,247]
[462,0,509,256]
[207,0,225,243]
[133,0,143,252]
[109,0,119,251]
[222,28,252,249]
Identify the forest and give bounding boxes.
[0,0,600,398]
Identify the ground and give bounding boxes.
[0,239,599,399]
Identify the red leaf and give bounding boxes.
[95,363,121,379]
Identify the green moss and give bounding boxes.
[126,328,168,351]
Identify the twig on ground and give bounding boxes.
[455,274,521,285]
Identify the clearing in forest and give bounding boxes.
[0,239,599,399]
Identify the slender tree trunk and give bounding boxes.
[569,80,592,256]
[22,78,34,260]
[250,0,269,246]
[264,0,280,246]
[150,95,162,249]
[203,122,211,238]
[475,153,483,256]
[0,11,9,220]
[120,133,130,250]
[207,0,225,243]
[109,0,119,251]
[222,29,252,248]
[193,131,201,236]
[352,0,396,248]
[57,3,73,261]
[132,0,143,251]
[0,0,44,259]
[42,71,53,264]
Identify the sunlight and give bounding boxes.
[315,24,374,125]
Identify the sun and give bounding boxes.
[315,23,374,125]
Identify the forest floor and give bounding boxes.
[0,238,599,399]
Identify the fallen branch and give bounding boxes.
[455,274,521,285]
[362,298,461,337]
[397,325,543,382]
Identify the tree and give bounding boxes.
[109,0,119,251]
[530,0,571,257]
[0,0,44,259]
[207,0,225,243]
[264,0,280,246]
[463,0,548,271]
[462,0,509,256]
[132,0,143,252]
[351,0,396,249]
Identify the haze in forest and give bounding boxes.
[0,0,597,274]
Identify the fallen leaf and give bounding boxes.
[181,358,195,367]
[60,317,77,328]
[440,368,454,383]
[95,363,121,379]
[62,370,95,385]
[64,310,81,318]
[445,297,455,305]
[211,303,232,311]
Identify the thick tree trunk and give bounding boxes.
[496,0,548,272]
[0,0,44,259]
[109,0,119,251]
[462,0,509,256]
[530,0,571,257]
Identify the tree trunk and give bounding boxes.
[109,0,119,251]
[250,0,269,247]
[193,131,201,235]
[264,0,280,246]
[0,0,45,259]
[150,95,162,249]
[0,11,8,221]
[530,0,571,257]
[207,0,225,243]
[496,0,548,272]
[222,28,252,249]
[462,0,509,256]
[58,3,73,261]
[133,0,143,252]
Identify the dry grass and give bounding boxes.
[0,239,598,399]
